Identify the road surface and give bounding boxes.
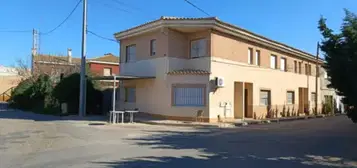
[0,110,356,168]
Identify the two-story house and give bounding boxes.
[115,16,323,122]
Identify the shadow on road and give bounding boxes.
[92,117,357,168]
[0,109,106,122]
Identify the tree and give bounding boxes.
[318,9,357,122]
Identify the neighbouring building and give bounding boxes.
[0,66,20,102]
[88,53,119,77]
[320,67,344,113]
[115,16,324,122]
[33,49,119,83]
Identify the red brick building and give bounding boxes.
[87,53,119,76]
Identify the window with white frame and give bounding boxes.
[311,92,316,103]
[255,50,260,66]
[173,85,205,106]
[280,57,287,71]
[260,90,271,106]
[270,55,277,69]
[103,67,112,76]
[126,45,136,62]
[125,88,136,102]
[248,48,253,64]
[190,38,207,58]
[150,39,156,56]
[287,91,295,104]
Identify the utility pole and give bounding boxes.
[31,29,38,75]
[79,0,87,117]
[315,42,319,114]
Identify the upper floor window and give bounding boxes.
[305,63,309,75]
[126,45,136,62]
[294,60,297,73]
[298,62,302,74]
[248,48,253,64]
[308,64,312,75]
[270,55,277,69]
[103,67,112,76]
[190,38,207,58]
[150,39,156,56]
[255,50,261,66]
[280,57,287,71]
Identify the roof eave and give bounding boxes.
[114,18,321,63]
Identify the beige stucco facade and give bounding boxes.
[115,17,323,122]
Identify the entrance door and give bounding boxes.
[244,89,248,118]
[298,87,309,114]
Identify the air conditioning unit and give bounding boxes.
[215,77,224,87]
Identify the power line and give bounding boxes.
[87,30,118,43]
[41,0,82,35]
[183,0,210,16]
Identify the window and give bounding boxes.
[173,85,205,106]
[150,39,156,56]
[103,68,112,76]
[248,48,253,64]
[260,90,271,106]
[255,50,260,66]
[308,64,312,75]
[305,63,309,75]
[125,88,136,102]
[294,61,297,73]
[190,38,207,58]
[287,91,295,104]
[280,57,287,71]
[298,62,302,74]
[126,45,136,62]
[270,55,277,69]
[311,92,316,103]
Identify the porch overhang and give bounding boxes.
[91,75,155,81]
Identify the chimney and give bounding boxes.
[67,48,72,63]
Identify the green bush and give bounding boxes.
[10,75,59,114]
[53,73,102,115]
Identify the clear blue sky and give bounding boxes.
[0,0,356,66]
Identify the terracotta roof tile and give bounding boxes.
[88,53,119,63]
[34,55,81,64]
[167,69,210,75]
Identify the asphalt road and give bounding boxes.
[0,110,356,168]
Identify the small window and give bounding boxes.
[255,50,260,66]
[125,88,136,102]
[270,55,277,69]
[305,63,309,75]
[126,45,136,62]
[287,91,295,104]
[280,57,287,71]
[248,48,253,64]
[308,64,312,75]
[294,61,297,73]
[190,38,207,58]
[150,39,156,56]
[103,68,112,76]
[311,92,316,103]
[173,85,205,106]
[260,90,271,106]
[298,62,302,74]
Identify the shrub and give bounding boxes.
[10,75,59,114]
[53,73,102,115]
